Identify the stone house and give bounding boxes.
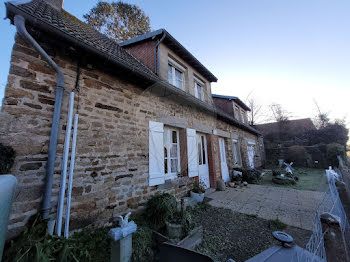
[212,94,264,168]
[2,0,262,237]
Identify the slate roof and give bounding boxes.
[5,0,260,136]
[6,0,158,81]
[120,29,218,83]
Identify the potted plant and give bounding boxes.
[190,181,206,203]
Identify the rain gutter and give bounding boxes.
[14,15,65,219]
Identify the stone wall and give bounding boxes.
[1,34,261,237]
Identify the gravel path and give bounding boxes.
[192,204,311,262]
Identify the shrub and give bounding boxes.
[242,168,262,184]
[0,143,16,174]
[145,193,177,229]
[4,215,111,262]
[132,226,153,262]
[326,143,345,167]
[272,170,281,176]
[286,145,310,167]
[192,180,205,194]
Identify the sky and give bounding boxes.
[0,0,349,129]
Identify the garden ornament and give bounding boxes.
[284,162,293,175]
[109,212,137,262]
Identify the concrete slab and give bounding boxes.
[207,185,325,231]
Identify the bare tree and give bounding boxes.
[269,103,290,122]
[313,99,330,128]
[246,97,263,125]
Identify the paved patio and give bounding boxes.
[206,185,326,231]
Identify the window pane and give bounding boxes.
[168,64,173,84]
[172,131,177,143]
[163,129,168,157]
[197,136,202,165]
[171,159,178,173]
[164,158,168,174]
[170,144,177,158]
[202,136,206,164]
[198,86,202,100]
[175,69,183,88]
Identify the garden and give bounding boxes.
[259,167,328,192]
[4,187,311,262]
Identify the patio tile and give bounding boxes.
[207,184,326,229]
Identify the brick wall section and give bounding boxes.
[1,34,261,237]
[213,98,234,117]
[123,40,157,73]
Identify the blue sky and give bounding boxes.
[1,0,349,128]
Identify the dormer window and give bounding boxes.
[194,76,204,101]
[168,57,185,89]
[241,110,246,124]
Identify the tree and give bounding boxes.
[246,95,263,125]
[83,1,151,42]
[268,103,290,122]
[313,99,330,128]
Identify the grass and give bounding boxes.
[259,167,328,192]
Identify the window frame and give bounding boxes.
[163,127,181,180]
[168,58,185,90]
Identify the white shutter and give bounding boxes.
[186,128,199,177]
[149,121,165,186]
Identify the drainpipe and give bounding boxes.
[14,15,65,219]
[154,30,166,74]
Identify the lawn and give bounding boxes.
[259,167,328,192]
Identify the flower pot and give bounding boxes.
[190,191,205,203]
[165,221,183,239]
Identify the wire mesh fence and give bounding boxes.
[296,167,350,261]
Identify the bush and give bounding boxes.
[132,226,153,262]
[146,193,177,229]
[4,215,111,262]
[272,170,281,176]
[0,143,16,174]
[326,143,345,167]
[240,168,262,184]
[286,145,310,167]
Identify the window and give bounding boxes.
[241,110,246,124]
[197,134,206,165]
[194,76,205,101]
[232,139,241,166]
[234,105,240,121]
[163,127,180,179]
[168,58,185,89]
[194,82,202,100]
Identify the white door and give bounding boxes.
[219,138,230,182]
[197,134,210,188]
[247,144,255,168]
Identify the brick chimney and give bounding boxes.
[45,0,64,10]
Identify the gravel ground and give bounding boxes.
[191,204,312,262]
